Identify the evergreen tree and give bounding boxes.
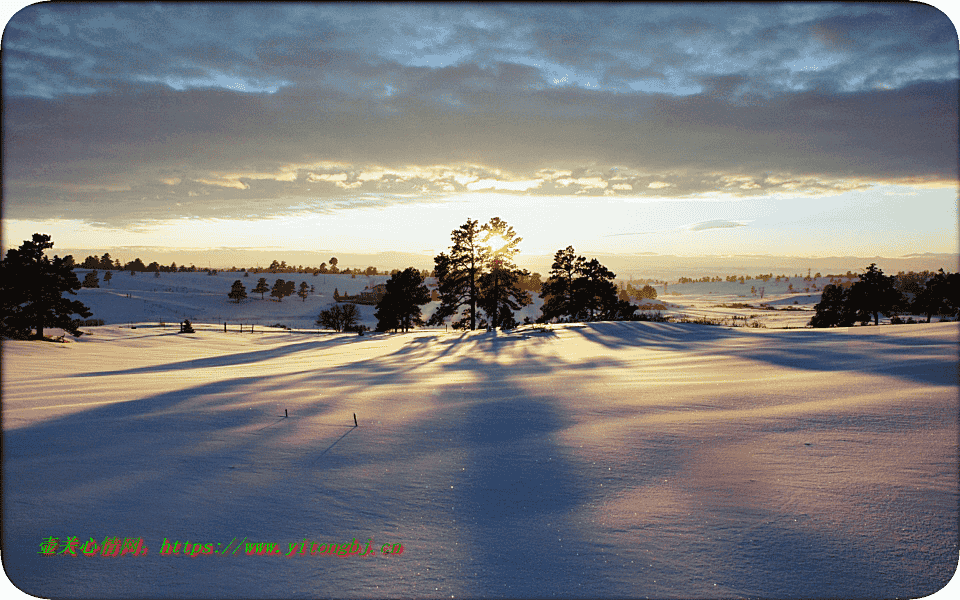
[575,258,634,321]
[539,248,634,322]
[82,270,100,288]
[99,253,113,270]
[478,265,530,328]
[375,267,430,332]
[428,219,488,329]
[298,281,309,302]
[253,277,269,299]
[270,279,295,302]
[848,264,903,325]
[540,246,585,322]
[0,234,92,339]
[477,217,530,328]
[228,280,247,303]
[913,269,960,322]
[810,284,856,327]
[104,271,113,285]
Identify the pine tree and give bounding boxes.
[298,281,309,302]
[477,217,530,328]
[228,280,247,303]
[539,248,634,322]
[428,219,488,329]
[375,267,430,332]
[810,284,856,327]
[253,277,269,299]
[0,234,92,339]
[848,264,903,325]
[271,279,295,302]
[82,271,100,288]
[540,246,585,322]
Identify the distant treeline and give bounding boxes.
[77,253,427,277]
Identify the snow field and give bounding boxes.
[2,318,958,598]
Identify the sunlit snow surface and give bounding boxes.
[3,318,958,598]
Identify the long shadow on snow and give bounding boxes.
[69,334,380,377]
[3,331,611,598]
[406,349,624,598]
[570,321,959,387]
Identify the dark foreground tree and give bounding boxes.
[476,217,530,328]
[539,248,636,322]
[848,264,903,325]
[0,234,92,339]
[428,219,487,329]
[376,267,430,332]
[228,280,247,303]
[316,303,360,332]
[540,246,584,322]
[297,281,309,302]
[809,284,856,327]
[913,269,960,322]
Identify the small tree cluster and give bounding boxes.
[810,264,908,327]
[270,279,296,302]
[539,247,637,323]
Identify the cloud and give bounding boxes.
[2,4,956,226]
[687,220,750,232]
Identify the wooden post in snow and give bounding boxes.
[353,413,358,427]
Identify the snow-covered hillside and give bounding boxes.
[3,318,957,598]
[69,270,545,330]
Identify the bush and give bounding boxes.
[180,320,195,333]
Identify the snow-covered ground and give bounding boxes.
[3,303,957,597]
[58,270,545,330]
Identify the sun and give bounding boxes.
[485,234,509,253]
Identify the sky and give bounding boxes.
[2,2,958,263]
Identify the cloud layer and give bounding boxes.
[3,3,957,226]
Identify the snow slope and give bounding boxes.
[3,319,957,598]
[65,270,545,330]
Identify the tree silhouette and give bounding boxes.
[376,267,430,332]
[913,269,960,322]
[539,248,635,322]
[0,234,92,339]
[477,217,529,328]
[428,218,487,329]
[104,271,113,285]
[809,284,856,327]
[316,303,359,332]
[253,277,269,299]
[82,271,100,288]
[540,246,585,322]
[228,280,247,303]
[298,281,309,302]
[848,264,903,325]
